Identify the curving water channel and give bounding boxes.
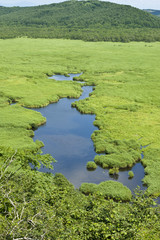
[32,73,146,191]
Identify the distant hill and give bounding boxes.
[0,0,160,42]
[144,9,160,17]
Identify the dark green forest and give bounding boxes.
[0,0,160,42]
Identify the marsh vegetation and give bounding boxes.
[86,161,97,170]
[80,181,132,201]
[0,0,160,238]
[0,148,160,239]
[0,38,160,197]
[0,36,160,238]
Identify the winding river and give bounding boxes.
[32,73,146,191]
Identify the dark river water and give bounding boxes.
[32,73,146,191]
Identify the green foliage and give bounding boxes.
[0,1,160,42]
[0,39,160,195]
[94,147,141,169]
[0,146,55,170]
[142,148,160,197]
[1,1,160,28]
[128,170,134,178]
[109,167,119,175]
[86,161,97,170]
[0,12,159,237]
[0,104,46,149]
[0,148,160,239]
[92,138,141,168]
[0,38,82,150]
[80,181,132,201]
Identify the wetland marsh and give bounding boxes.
[33,73,146,191]
[0,38,160,198]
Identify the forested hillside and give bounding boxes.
[0,0,160,41]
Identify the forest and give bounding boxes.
[0,0,160,42]
[1,147,160,239]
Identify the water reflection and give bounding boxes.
[49,73,82,81]
[33,73,146,191]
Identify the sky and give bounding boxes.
[0,0,160,10]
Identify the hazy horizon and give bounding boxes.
[0,0,160,10]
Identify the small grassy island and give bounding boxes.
[1,0,160,239]
[86,161,97,170]
[80,181,132,201]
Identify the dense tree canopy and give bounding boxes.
[0,0,160,42]
[0,147,160,239]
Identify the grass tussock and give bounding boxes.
[80,181,132,201]
[128,171,134,179]
[94,138,141,169]
[86,161,97,170]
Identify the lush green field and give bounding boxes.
[0,38,160,197]
[0,38,82,149]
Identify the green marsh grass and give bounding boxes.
[0,38,160,195]
[128,171,134,179]
[0,104,46,149]
[109,167,119,175]
[80,181,132,201]
[86,161,97,170]
[142,149,160,197]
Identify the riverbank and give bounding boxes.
[0,38,160,196]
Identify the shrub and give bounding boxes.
[128,171,134,179]
[86,161,97,170]
[109,167,119,175]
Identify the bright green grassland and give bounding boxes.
[80,181,132,201]
[0,38,160,196]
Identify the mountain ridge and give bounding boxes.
[0,0,160,42]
